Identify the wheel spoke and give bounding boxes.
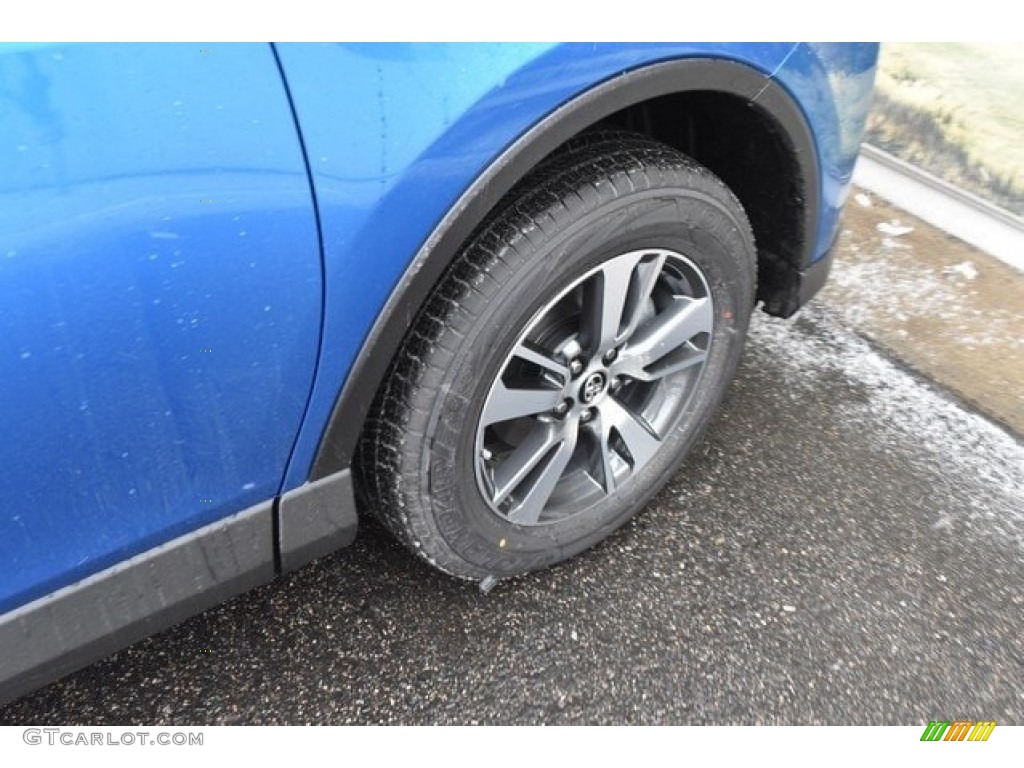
[618,252,666,340]
[507,424,579,525]
[481,380,562,426]
[591,412,618,494]
[582,254,642,354]
[641,346,708,381]
[490,421,565,506]
[600,397,662,469]
[511,341,570,382]
[615,295,712,379]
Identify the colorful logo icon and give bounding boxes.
[920,721,996,741]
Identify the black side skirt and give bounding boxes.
[0,470,359,707]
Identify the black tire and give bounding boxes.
[355,130,756,580]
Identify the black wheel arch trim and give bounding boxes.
[310,57,821,480]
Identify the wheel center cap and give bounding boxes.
[579,371,607,404]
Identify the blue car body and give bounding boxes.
[0,42,878,702]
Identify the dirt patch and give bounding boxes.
[816,187,1024,436]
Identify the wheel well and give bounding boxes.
[310,59,820,480]
[600,92,808,315]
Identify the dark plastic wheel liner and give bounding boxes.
[310,57,820,481]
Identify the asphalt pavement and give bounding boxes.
[1,298,1020,725]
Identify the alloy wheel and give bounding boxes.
[474,248,715,526]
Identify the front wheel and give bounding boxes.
[356,131,756,580]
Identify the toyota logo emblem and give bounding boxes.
[580,372,607,404]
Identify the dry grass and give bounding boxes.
[866,43,1024,215]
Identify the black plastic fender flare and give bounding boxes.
[310,57,820,480]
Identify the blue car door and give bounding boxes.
[0,43,322,612]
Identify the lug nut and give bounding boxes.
[579,407,595,423]
[569,359,585,377]
[553,399,571,417]
[603,348,618,364]
[560,339,583,363]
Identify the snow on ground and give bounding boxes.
[748,305,1024,544]
[827,237,1023,350]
